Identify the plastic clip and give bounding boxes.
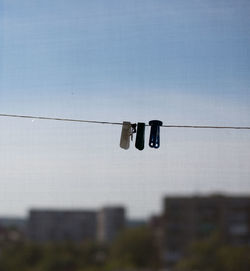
[120,122,132,150]
[149,120,163,149]
[135,123,145,151]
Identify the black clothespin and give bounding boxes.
[149,120,163,149]
[135,122,145,151]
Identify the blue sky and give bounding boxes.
[0,0,250,218]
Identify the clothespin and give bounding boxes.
[135,122,145,151]
[149,120,163,149]
[120,122,133,150]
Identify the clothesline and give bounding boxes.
[0,113,250,130]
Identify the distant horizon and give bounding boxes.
[1,191,250,220]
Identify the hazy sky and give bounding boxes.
[1,0,250,218]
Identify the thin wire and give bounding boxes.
[162,125,250,129]
[0,114,122,125]
[0,113,250,130]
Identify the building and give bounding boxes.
[28,209,97,243]
[152,195,250,268]
[97,206,125,243]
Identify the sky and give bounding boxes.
[0,0,250,219]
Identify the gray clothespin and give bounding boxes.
[120,122,132,150]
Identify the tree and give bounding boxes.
[175,233,250,271]
[108,226,160,270]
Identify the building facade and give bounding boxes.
[28,209,97,243]
[153,195,250,268]
[97,207,125,243]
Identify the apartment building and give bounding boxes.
[97,206,125,243]
[152,195,250,268]
[28,209,97,243]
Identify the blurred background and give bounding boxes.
[1,0,250,270]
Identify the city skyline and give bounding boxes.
[0,0,250,218]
